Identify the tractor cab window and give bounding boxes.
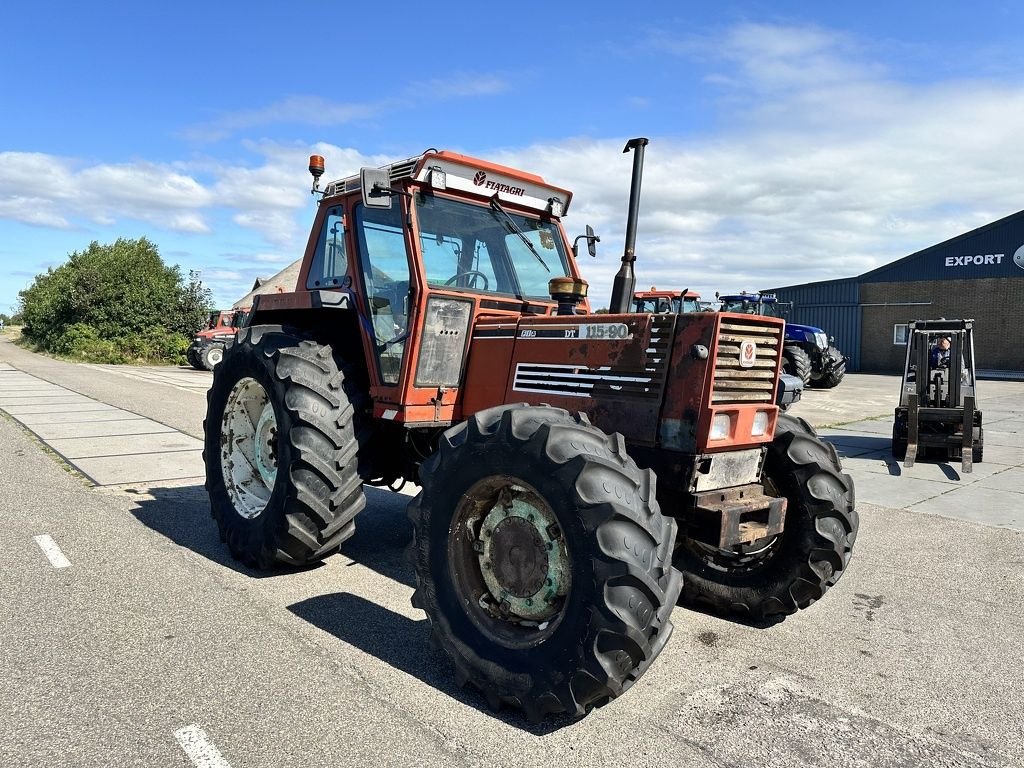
[307,207,349,289]
[414,193,571,299]
[354,202,411,385]
[681,297,701,313]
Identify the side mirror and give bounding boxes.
[360,167,393,209]
[572,225,601,259]
[586,225,599,257]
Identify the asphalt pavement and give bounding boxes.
[1,335,1022,768]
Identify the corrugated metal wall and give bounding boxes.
[763,279,863,371]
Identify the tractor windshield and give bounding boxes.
[720,297,760,314]
[414,192,572,299]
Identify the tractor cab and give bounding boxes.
[257,150,589,424]
[633,288,703,314]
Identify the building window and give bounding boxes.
[893,323,909,345]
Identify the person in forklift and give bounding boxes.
[930,335,952,368]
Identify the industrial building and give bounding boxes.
[766,210,1024,377]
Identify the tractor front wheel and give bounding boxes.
[810,346,846,388]
[407,404,682,721]
[675,413,857,623]
[204,325,366,569]
[200,343,226,371]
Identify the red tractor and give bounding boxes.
[633,287,705,314]
[188,308,251,371]
[203,140,857,721]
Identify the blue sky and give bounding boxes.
[3,1,1024,314]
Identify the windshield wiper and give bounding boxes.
[489,195,549,273]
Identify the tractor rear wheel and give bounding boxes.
[810,346,845,388]
[407,404,682,721]
[200,343,226,371]
[675,413,857,623]
[187,346,204,370]
[204,325,366,569]
[781,345,812,386]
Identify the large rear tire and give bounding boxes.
[408,404,682,721]
[204,325,366,569]
[675,413,857,622]
[781,345,812,386]
[187,346,204,370]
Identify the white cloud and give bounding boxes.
[486,24,1024,303]
[0,152,212,234]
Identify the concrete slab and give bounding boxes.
[48,432,203,459]
[819,433,891,459]
[831,418,893,436]
[841,471,944,508]
[909,486,1024,529]
[982,467,1024,494]
[29,419,176,440]
[0,395,93,406]
[3,401,119,415]
[979,429,1023,448]
[16,409,144,425]
[74,450,205,485]
[840,449,1006,484]
[0,385,68,393]
[980,443,1024,466]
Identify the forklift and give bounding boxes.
[892,319,983,472]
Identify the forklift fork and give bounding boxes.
[904,392,919,468]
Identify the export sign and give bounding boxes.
[944,253,1005,267]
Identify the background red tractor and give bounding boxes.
[188,308,250,371]
[203,140,857,721]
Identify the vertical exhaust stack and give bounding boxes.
[608,137,649,314]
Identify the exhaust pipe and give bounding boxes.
[608,137,649,314]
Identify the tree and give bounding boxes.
[18,238,213,363]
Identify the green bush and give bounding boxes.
[17,238,211,365]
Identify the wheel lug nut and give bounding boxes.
[472,540,484,553]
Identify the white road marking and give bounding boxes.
[174,725,233,768]
[33,535,71,568]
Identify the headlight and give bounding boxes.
[193,336,202,342]
[751,410,771,436]
[710,413,733,440]
[814,332,828,349]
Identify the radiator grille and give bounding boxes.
[712,318,781,403]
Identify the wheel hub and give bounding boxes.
[477,493,569,623]
[220,377,278,520]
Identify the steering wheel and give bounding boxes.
[444,270,490,290]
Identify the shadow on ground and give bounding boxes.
[129,484,417,583]
[128,483,320,579]
[821,435,893,458]
[287,591,575,734]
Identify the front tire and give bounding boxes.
[675,413,857,622]
[810,346,845,388]
[201,343,226,371]
[204,325,366,569]
[408,404,682,721]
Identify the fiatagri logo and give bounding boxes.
[1014,244,1024,270]
[470,170,526,197]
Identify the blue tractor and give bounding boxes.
[717,292,847,388]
